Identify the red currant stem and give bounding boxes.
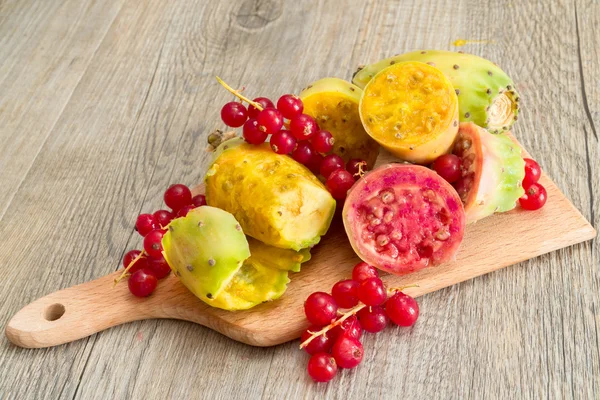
[215,76,263,111]
[299,284,419,349]
[113,250,146,286]
[354,161,368,179]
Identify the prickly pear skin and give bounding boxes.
[161,206,250,306]
[352,50,519,132]
[205,138,336,251]
[299,78,380,168]
[247,237,311,273]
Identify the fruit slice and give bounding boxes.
[359,61,459,164]
[205,138,336,251]
[451,122,525,223]
[247,237,311,273]
[353,50,519,133]
[300,78,380,168]
[342,164,465,275]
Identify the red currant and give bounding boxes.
[257,108,283,134]
[357,306,388,333]
[432,154,461,183]
[328,315,362,342]
[307,152,324,175]
[326,169,354,199]
[307,353,337,382]
[122,250,149,274]
[270,130,296,154]
[164,184,192,212]
[319,154,345,179]
[135,214,159,237]
[248,97,274,118]
[148,255,171,279]
[290,114,318,140]
[220,102,248,127]
[346,159,368,180]
[128,269,158,297]
[292,141,315,165]
[522,158,542,188]
[311,130,334,153]
[143,229,165,259]
[331,336,363,369]
[276,94,304,120]
[191,194,207,207]
[176,205,196,218]
[243,118,268,145]
[301,326,332,355]
[304,292,338,326]
[385,292,419,327]
[153,210,174,228]
[357,277,386,306]
[519,182,547,210]
[352,262,379,283]
[331,279,359,308]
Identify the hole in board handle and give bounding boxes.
[44,303,65,321]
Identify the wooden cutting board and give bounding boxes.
[5,146,596,349]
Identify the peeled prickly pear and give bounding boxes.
[359,61,459,164]
[205,138,336,251]
[353,50,519,133]
[248,237,310,273]
[299,78,379,168]
[452,122,525,223]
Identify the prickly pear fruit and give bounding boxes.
[359,61,459,164]
[451,122,525,223]
[342,164,465,275]
[205,138,336,251]
[161,206,250,306]
[248,237,311,273]
[299,78,379,168]
[353,50,519,133]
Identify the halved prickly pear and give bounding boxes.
[359,61,459,165]
[342,164,465,275]
[451,122,525,223]
[353,50,519,133]
[247,237,311,273]
[299,78,379,168]
[205,138,336,251]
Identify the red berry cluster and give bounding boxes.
[301,262,419,383]
[217,78,369,200]
[118,184,206,297]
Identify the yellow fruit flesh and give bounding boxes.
[359,61,458,164]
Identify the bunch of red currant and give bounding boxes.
[301,261,419,382]
[431,154,547,211]
[118,184,206,297]
[217,78,367,200]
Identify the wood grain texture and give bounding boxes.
[0,0,598,399]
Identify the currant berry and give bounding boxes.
[257,108,283,134]
[220,102,248,128]
[519,182,547,210]
[357,277,386,306]
[191,194,207,207]
[319,154,345,179]
[307,353,337,383]
[243,118,268,145]
[277,94,304,119]
[290,114,318,140]
[122,250,149,274]
[352,262,379,283]
[270,130,296,154]
[331,336,363,369]
[385,291,419,327]
[143,229,165,259]
[176,205,196,218]
[311,130,334,153]
[522,158,542,188]
[301,326,332,355]
[346,159,368,180]
[326,169,354,199]
[304,292,338,326]
[431,154,461,183]
[164,184,192,212]
[153,210,174,228]
[328,315,362,342]
[128,269,158,297]
[331,279,359,308]
[292,141,315,165]
[357,306,388,333]
[248,97,275,118]
[135,214,159,237]
[307,152,324,175]
[148,255,171,279]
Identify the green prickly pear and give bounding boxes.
[352,50,519,133]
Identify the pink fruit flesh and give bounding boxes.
[452,125,481,205]
[342,164,465,275]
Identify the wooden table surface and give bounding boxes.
[1,0,598,398]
